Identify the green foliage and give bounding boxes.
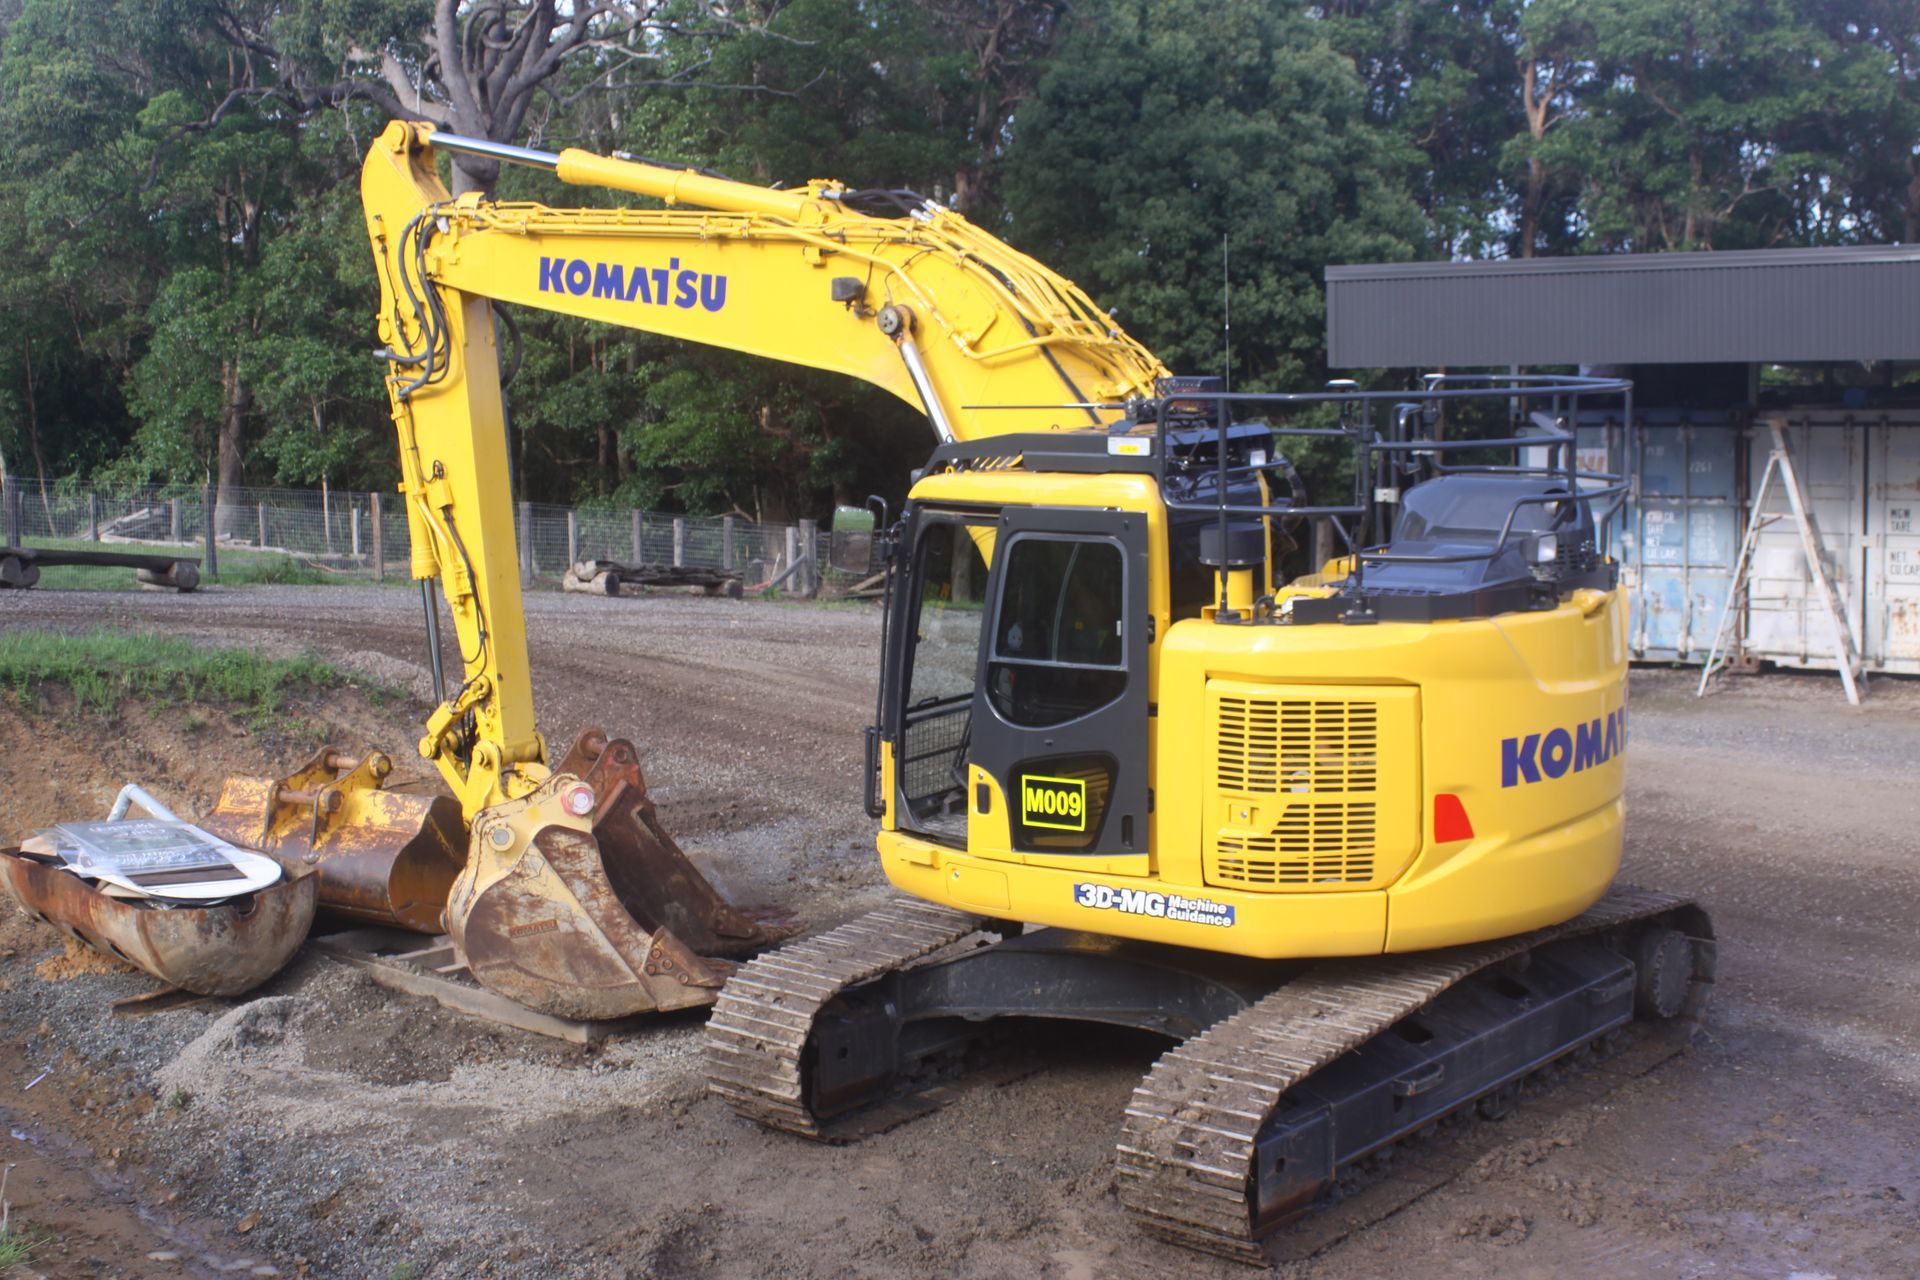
[0,1225,33,1271]
[0,627,347,720]
[0,0,1917,517]
[1003,0,1425,390]
[1521,0,1889,251]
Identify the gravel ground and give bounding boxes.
[1,585,1916,1279]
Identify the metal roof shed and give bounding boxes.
[1325,245,1920,369]
[1323,246,1920,681]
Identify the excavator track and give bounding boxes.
[1114,885,1709,1263]
[705,899,984,1137]
[705,886,1711,1266]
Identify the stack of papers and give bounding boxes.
[33,819,282,905]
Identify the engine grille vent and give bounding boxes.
[1212,801,1378,886]
[1216,696,1379,795]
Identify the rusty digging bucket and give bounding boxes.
[201,747,466,934]
[449,728,801,1021]
[0,848,317,997]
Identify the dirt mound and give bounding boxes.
[0,683,428,846]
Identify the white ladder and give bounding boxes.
[1697,419,1863,705]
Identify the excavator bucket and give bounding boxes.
[449,730,800,1021]
[201,748,466,934]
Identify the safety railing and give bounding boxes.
[1146,374,1634,604]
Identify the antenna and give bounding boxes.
[1221,233,1231,392]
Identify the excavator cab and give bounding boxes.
[884,500,1153,862]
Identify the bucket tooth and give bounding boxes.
[557,729,799,954]
[453,824,728,1019]
[202,747,465,934]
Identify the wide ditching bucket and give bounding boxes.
[202,747,466,934]
[450,729,799,1020]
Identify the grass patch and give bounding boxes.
[0,628,346,723]
[0,1223,34,1271]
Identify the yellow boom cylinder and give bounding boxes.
[552,149,818,221]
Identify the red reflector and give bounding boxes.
[1433,793,1474,844]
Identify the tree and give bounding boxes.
[1322,0,1524,258]
[1003,0,1425,390]
[1528,0,1869,251]
[1801,0,1920,242]
[213,0,795,194]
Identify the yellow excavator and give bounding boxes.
[228,121,1711,1259]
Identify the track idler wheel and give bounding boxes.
[1627,908,1715,1027]
[449,729,799,1021]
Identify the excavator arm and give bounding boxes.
[220,121,1169,1019]
[360,122,1166,815]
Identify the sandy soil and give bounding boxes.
[0,585,1916,1279]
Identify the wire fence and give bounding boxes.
[1,477,875,595]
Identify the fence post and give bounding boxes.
[88,493,99,542]
[631,510,643,565]
[783,525,798,591]
[1312,517,1334,572]
[4,477,20,547]
[370,492,385,583]
[257,502,268,549]
[566,510,580,569]
[169,496,183,543]
[722,516,735,572]
[799,518,819,598]
[350,504,362,560]
[519,500,533,583]
[672,517,686,567]
[202,483,218,580]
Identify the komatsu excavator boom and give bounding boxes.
[217,119,1180,1021]
[232,121,1711,1259]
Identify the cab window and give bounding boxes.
[896,519,990,842]
[987,537,1127,728]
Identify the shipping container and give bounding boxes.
[1574,407,1920,675]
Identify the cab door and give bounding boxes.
[971,507,1150,856]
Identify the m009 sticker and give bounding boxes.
[1021,774,1087,832]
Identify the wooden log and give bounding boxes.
[135,561,200,592]
[0,554,38,589]
[562,568,618,595]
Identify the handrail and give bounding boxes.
[1146,375,1634,610]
